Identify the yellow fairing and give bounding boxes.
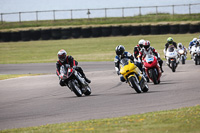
[120,60,142,81]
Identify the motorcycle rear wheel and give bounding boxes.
[128,76,142,93]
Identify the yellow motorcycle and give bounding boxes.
[120,58,149,93]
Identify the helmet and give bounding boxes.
[115,45,125,56]
[197,39,200,46]
[192,38,197,43]
[143,40,150,50]
[178,43,183,49]
[58,49,67,63]
[138,39,145,48]
[167,37,173,44]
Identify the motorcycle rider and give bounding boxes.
[164,37,177,53]
[139,40,164,73]
[133,39,145,61]
[189,38,197,51]
[56,49,91,86]
[178,43,187,55]
[114,45,143,82]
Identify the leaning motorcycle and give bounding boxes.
[143,54,162,84]
[178,48,187,64]
[190,45,200,65]
[164,46,179,72]
[60,64,91,97]
[120,58,149,93]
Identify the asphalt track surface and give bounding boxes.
[0,61,200,130]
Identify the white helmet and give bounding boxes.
[57,49,67,63]
[192,38,197,43]
[138,39,145,48]
[178,43,183,49]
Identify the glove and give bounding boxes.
[59,75,63,80]
[72,66,77,69]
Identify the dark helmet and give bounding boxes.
[115,45,125,56]
[143,40,150,50]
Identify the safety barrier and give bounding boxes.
[0,23,199,42]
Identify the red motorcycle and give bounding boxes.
[143,54,162,84]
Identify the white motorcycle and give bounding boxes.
[177,48,187,64]
[190,45,200,65]
[164,46,179,72]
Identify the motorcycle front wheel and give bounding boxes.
[181,56,185,64]
[128,76,142,93]
[171,61,176,72]
[84,86,91,96]
[69,80,82,97]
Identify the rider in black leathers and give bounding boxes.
[56,49,91,86]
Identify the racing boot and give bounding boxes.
[84,76,91,83]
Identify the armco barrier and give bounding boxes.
[0,23,200,42]
[11,31,21,42]
[31,29,41,40]
[111,26,121,36]
[82,27,92,38]
[61,28,72,39]
[131,25,141,35]
[51,28,62,40]
[71,27,82,38]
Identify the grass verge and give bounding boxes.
[0,74,48,80]
[1,105,200,132]
[0,33,199,64]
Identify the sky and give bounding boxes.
[0,0,199,13]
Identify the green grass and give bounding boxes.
[1,105,200,132]
[0,13,200,30]
[0,33,199,64]
[0,74,48,80]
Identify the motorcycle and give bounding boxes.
[120,58,149,93]
[60,64,91,97]
[178,48,187,64]
[143,54,162,84]
[164,46,179,72]
[190,45,200,65]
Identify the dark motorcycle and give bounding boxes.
[60,64,91,97]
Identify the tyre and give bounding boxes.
[172,61,176,72]
[69,80,82,97]
[141,77,149,92]
[195,56,198,65]
[84,86,91,96]
[182,56,185,64]
[150,69,158,84]
[128,76,142,93]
